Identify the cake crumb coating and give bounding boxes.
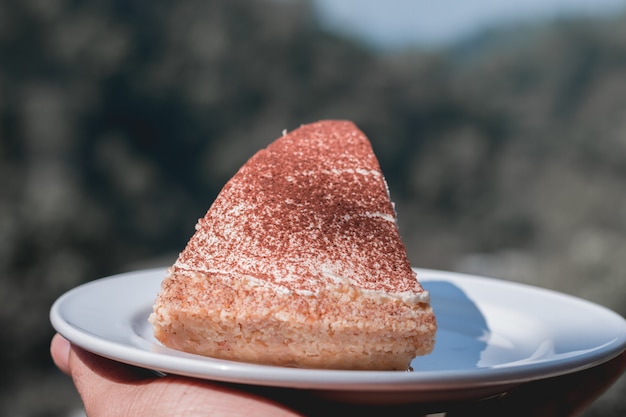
[150,120,437,370]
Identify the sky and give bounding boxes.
[311,0,626,49]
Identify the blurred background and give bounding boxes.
[1,0,626,415]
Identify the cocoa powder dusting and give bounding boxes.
[174,120,424,296]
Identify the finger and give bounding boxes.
[504,349,626,417]
[50,333,71,375]
[248,386,444,417]
[548,349,626,415]
[446,349,626,417]
[69,342,160,383]
[67,345,302,417]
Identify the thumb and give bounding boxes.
[61,337,301,417]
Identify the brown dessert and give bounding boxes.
[150,120,436,370]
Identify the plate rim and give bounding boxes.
[50,267,626,392]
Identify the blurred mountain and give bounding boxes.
[1,0,625,416]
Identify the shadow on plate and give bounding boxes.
[410,280,489,371]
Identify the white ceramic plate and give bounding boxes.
[50,268,626,404]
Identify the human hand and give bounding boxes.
[50,333,434,416]
[51,333,625,417]
[50,333,301,417]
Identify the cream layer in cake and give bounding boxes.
[150,120,436,370]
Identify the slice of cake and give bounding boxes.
[150,120,436,370]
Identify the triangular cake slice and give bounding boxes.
[150,120,436,370]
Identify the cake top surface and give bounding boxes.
[174,120,427,301]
